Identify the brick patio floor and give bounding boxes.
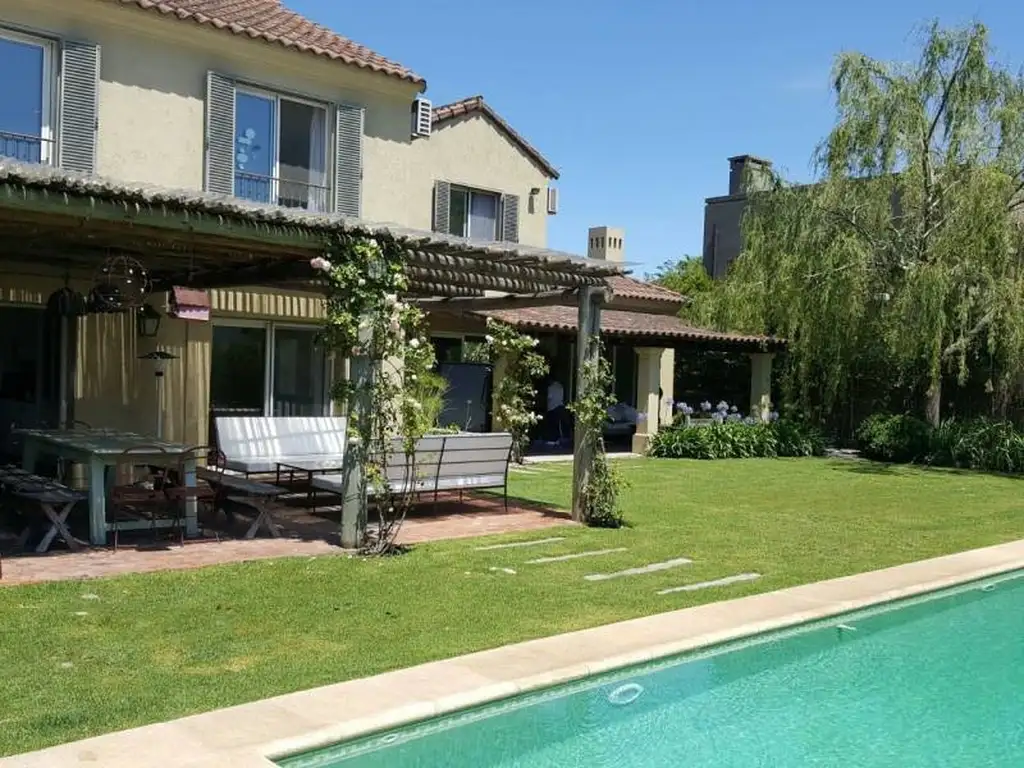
[0,493,572,586]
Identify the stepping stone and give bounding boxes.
[585,557,693,582]
[526,548,627,565]
[476,536,566,552]
[656,572,761,595]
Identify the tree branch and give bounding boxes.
[942,309,995,359]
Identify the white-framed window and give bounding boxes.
[447,185,501,241]
[0,28,56,165]
[209,320,330,420]
[233,87,330,212]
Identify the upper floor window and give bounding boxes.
[234,89,329,213]
[0,29,56,165]
[448,186,500,240]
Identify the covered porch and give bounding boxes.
[0,161,618,563]
[426,305,783,454]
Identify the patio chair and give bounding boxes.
[109,445,175,549]
[164,446,227,538]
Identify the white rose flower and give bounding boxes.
[310,256,332,272]
[409,338,420,349]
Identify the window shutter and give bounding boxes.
[334,102,364,217]
[58,41,100,174]
[433,180,451,233]
[205,72,236,196]
[500,194,520,243]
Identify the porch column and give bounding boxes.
[749,352,774,420]
[572,286,603,523]
[490,353,509,430]
[340,323,375,549]
[631,347,674,454]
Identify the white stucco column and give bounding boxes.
[631,347,675,453]
[749,352,775,420]
[490,353,509,430]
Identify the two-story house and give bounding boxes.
[0,0,568,450]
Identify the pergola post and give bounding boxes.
[340,328,374,549]
[572,285,603,522]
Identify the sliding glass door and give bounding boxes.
[210,322,328,441]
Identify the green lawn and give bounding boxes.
[2,457,1022,756]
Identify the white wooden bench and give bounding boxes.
[195,467,287,539]
[310,432,515,510]
[0,465,88,552]
[214,416,348,476]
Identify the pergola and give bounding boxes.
[0,161,622,542]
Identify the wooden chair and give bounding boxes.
[109,445,174,549]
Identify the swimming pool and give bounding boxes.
[278,571,1024,767]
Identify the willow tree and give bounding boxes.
[711,22,1024,425]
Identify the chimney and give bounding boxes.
[586,226,625,263]
[727,155,773,196]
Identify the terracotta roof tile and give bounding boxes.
[478,306,780,347]
[433,96,559,179]
[608,275,684,304]
[115,0,424,86]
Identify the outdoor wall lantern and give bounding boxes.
[136,303,162,339]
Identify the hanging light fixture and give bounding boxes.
[136,304,162,339]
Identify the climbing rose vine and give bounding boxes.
[314,233,436,555]
[483,318,548,462]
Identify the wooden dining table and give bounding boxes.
[17,428,199,546]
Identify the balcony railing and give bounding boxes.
[234,171,330,213]
[0,131,54,165]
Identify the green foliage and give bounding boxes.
[407,370,449,431]
[484,319,549,462]
[568,344,626,527]
[858,413,1024,472]
[649,420,826,460]
[856,413,932,463]
[707,22,1024,427]
[648,256,715,321]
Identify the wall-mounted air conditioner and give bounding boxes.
[546,186,559,215]
[411,97,432,138]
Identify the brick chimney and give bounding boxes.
[586,226,625,263]
[727,155,773,196]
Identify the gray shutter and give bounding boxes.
[58,41,100,174]
[334,103,364,217]
[205,72,236,196]
[501,194,520,243]
[433,180,451,233]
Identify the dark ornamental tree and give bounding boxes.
[711,22,1024,426]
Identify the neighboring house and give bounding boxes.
[702,154,774,279]
[0,0,559,448]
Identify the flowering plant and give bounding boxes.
[483,319,548,462]
[316,234,436,554]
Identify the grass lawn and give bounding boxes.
[1,457,1022,756]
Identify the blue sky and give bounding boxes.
[294,0,1024,275]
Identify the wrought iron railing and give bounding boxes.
[0,131,55,165]
[234,171,330,213]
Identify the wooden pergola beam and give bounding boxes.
[404,249,606,286]
[407,289,579,312]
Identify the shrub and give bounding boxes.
[929,418,1024,473]
[855,413,931,463]
[648,419,825,460]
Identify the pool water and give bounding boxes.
[280,572,1024,767]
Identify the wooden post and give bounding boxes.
[572,286,603,522]
[340,324,375,549]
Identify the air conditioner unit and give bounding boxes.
[411,97,432,138]
[546,186,559,215]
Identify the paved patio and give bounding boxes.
[0,492,572,586]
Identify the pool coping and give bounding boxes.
[4,539,1024,767]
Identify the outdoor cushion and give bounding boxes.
[215,417,348,474]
